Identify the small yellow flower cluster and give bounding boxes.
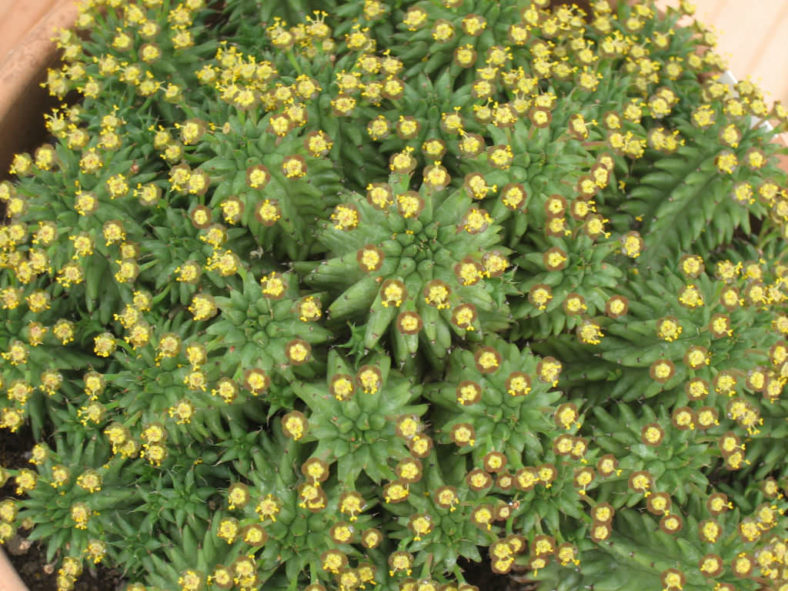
[1,1,787,589]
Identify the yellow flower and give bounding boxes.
[92,332,116,357]
[260,272,287,298]
[84,540,106,564]
[281,411,307,440]
[715,152,738,174]
[135,183,160,207]
[345,25,372,50]
[282,155,307,179]
[357,366,381,393]
[538,358,562,386]
[678,284,704,308]
[172,29,194,50]
[389,147,417,174]
[403,6,427,30]
[183,370,208,391]
[188,294,217,321]
[57,262,84,288]
[168,399,195,424]
[114,259,139,284]
[357,246,383,273]
[381,280,406,307]
[216,517,238,544]
[577,321,603,345]
[106,174,129,199]
[396,191,422,217]
[456,260,483,286]
[464,174,493,201]
[367,115,390,140]
[102,221,125,246]
[330,375,355,401]
[424,281,450,309]
[0,408,23,433]
[298,296,322,321]
[70,503,92,530]
[331,94,357,116]
[205,250,239,277]
[331,204,360,230]
[69,233,94,258]
[555,404,579,430]
[255,199,281,226]
[244,368,270,395]
[544,247,568,270]
[178,569,202,591]
[409,514,432,540]
[691,104,715,128]
[471,504,493,530]
[255,494,280,521]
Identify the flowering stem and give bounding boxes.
[420,554,432,579]
[286,50,303,76]
[151,284,171,305]
[452,565,465,584]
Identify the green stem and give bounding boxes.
[286,50,303,76]
[151,284,171,305]
[452,565,465,583]
[420,554,432,578]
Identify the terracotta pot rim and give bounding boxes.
[0,3,78,590]
[0,0,79,177]
[0,545,28,591]
[0,0,79,113]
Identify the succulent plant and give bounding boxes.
[0,1,787,590]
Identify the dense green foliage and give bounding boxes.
[0,0,787,590]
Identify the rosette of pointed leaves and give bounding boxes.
[425,337,562,459]
[590,403,715,507]
[510,228,624,340]
[209,427,388,590]
[548,261,785,405]
[544,252,788,483]
[9,424,230,584]
[422,338,598,555]
[208,269,333,390]
[619,85,786,268]
[291,350,427,485]
[298,167,513,367]
[193,47,347,260]
[534,481,788,591]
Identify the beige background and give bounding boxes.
[657,0,788,107]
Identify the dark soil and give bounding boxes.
[459,555,539,591]
[0,427,124,591]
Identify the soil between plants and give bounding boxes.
[2,426,539,590]
[0,427,124,591]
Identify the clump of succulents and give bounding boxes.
[1,0,787,590]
